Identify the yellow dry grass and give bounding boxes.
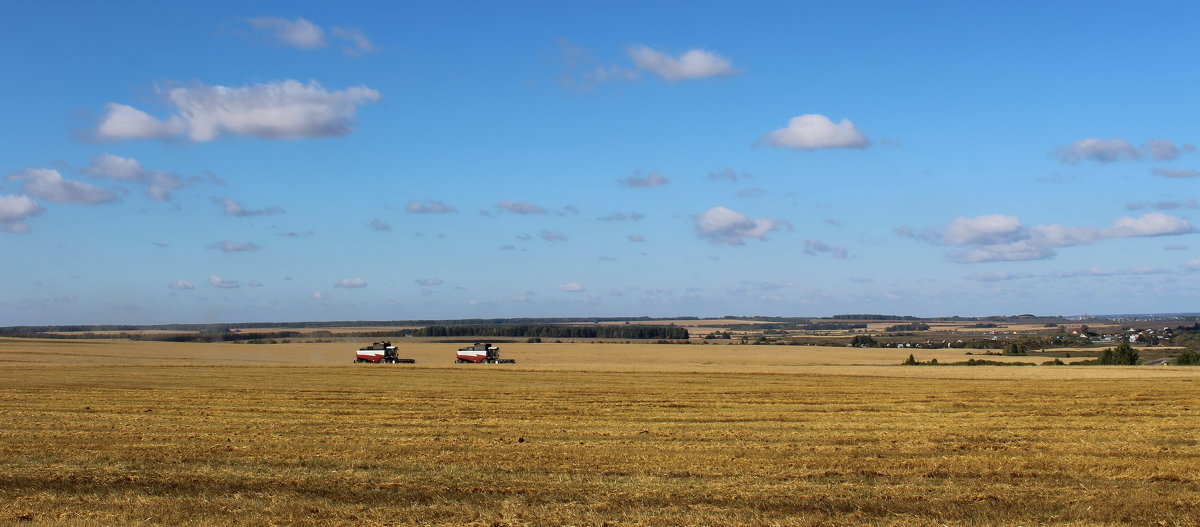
[2,339,1199,525]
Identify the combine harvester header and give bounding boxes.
[355,342,416,364]
[456,342,515,364]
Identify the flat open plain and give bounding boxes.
[2,338,1198,525]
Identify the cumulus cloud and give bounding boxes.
[8,168,118,204]
[1187,259,1200,271]
[628,45,735,81]
[628,234,646,242]
[208,240,259,252]
[619,172,669,188]
[208,275,240,288]
[709,167,752,182]
[368,219,391,231]
[558,282,585,292]
[694,206,791,245]
[759,114,870,150]
[1152,168,1200,179]
[167,280,195,290]
[1056,138,1194,164]
[84,154,190,201]
[334,278,367,288]
[247,17,326,49]
[0,194,44,232]
[93,80,381,142]
[311,291,327,300]
[406,199,456,214]
[916,212,1195,263]
[1126,199,1198,211]
[496,201,546,214]
[215,197,284,217]
[1144,140,1195,161]
[1055,138,1140,163]
[803,239,849,258]
[598,211,644,221]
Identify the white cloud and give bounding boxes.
[1055,138,1193,164]
[803,239,849,258]
[247,17,327,49]
[406,200,456,214]
[1186,259,1200,271]
[93,104,185,141]
[208,240,259,252]
[7,168,118,204]
[966,271,1034,282]
[598,211,644,221]
[628,234,646,242]
[167,280,195,290]
[331,26,379,55]
[923,213,1195,263]
[208,275,240,289]
[694,206,791,245]
[83,154,186,201]
[311,291,327,300]
[496,201,546,214]
[1055,138,1140,163]
[558,282,585,292]
[415,278,443,286]
[1126,199,1198,211]
[628,45,735,81]
[943,215,1025,245]
[1144,139,1195,161]
[215,197,283,217]
[368,219,391,231]
[1152,168,1200,179]
[247,280,264,287]
[760,114,870,150]
[0,194,44,230]
[82,153,144,181]
[556,39,640,92]
[540,230,568,242]
[93,80,380,142]
[619,172,669,188]
[335,278,367,288]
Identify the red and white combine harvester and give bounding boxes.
[455,342,515,364]
[355,341,416,364]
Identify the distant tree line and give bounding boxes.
[884,323,930,332]
[414,325,689,339]
[830,314,919,321]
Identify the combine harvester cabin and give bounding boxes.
[355,342,416,364]
[456,342,515,364]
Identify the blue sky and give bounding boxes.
[2,1,1198,325]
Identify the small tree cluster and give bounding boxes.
[1098,340,1139,365]
[850,335,879,347]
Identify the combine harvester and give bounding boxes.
[455,342,515,364]
[355,341,416,364]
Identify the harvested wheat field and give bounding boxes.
[2,340,1199,526]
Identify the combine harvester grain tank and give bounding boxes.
[354,341,416,363]
[456,342,515,364]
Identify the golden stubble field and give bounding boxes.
[2,338,1199,526]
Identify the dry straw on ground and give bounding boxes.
[1,338,1198,525]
